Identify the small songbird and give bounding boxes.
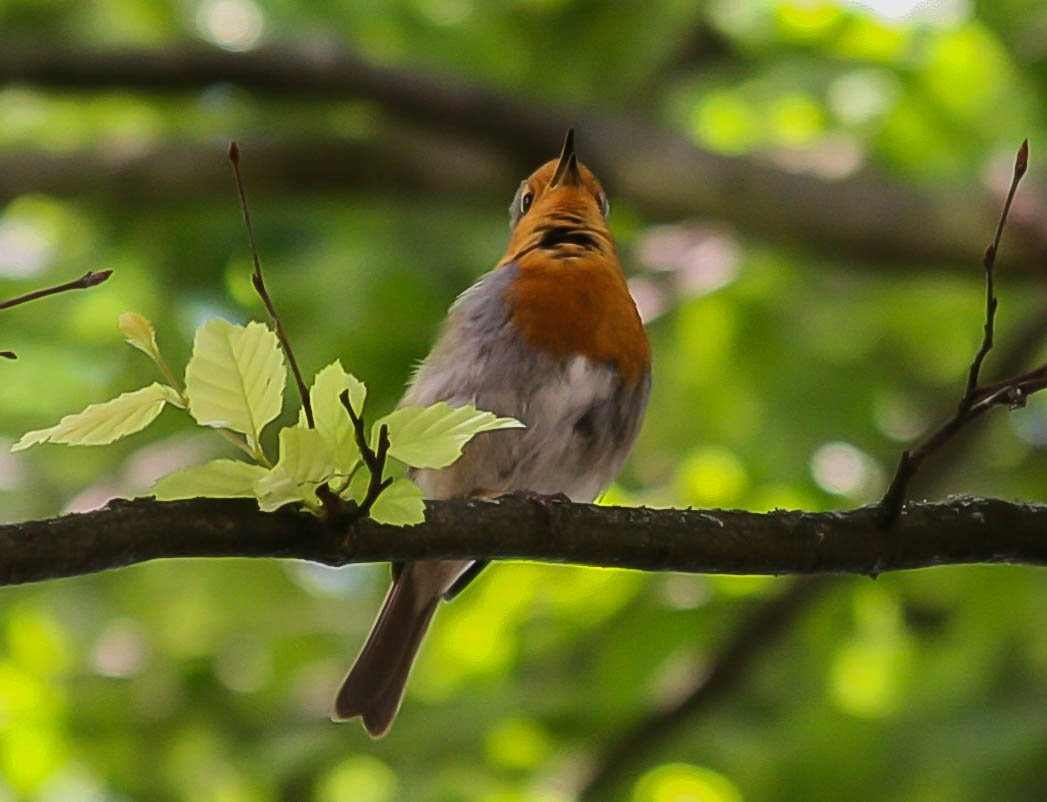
[333,130,651,736]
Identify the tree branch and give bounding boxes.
[2,42,1046,270]
[0,496,1045,588]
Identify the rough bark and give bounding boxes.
[1,495,1044,588]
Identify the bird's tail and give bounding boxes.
[332,565,441,737]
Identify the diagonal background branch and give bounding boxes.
[0,495,1046,589]
[2,42,1047,271]
[579,576,834,802]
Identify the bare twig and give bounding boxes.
[339,389,393,516]
[878,140,1033,526]
[228,141,315,428]
[962,140,1029,406]
[1,269,113,359]
[0,269,112,311]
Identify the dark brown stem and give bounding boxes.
[1,496,1046,588]
[228,141,314,428]
[0,351,15,359]
[878,140,1032,527]
[339,390,393,516]
[961,140,1028,407]
[0,269,112,311]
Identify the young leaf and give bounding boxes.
[185,319,285,448]
[309,361,366,472]
[376,403,524,468]
[253,466,306,512]
[153,459,268,500]
[273,426,334,485]
[368,477,426,526]
[253,426,334,512]
[118,311,161,362]
[11,383,180,451]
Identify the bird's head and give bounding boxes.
[506,129,611,248]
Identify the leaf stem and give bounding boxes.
[339,390,393,516]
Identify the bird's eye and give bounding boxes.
[520,191,534,215]
[597,193,610,217]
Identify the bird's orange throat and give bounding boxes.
[503,251,651,386]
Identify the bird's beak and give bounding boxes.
[549,128,581,188]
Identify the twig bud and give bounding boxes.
[84,269,114,287]
[1015,139,1029,179]
[982,243,995,269]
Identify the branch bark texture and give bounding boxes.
[1,496,1045,588]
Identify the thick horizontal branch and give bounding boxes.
[2,41,1046,269]
[0,495,1045,588]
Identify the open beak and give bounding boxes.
[549,128,581,188]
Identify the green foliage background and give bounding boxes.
[1,1,1047,800]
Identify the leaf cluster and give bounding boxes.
[13,313,521,525]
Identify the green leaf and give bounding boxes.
[152,459,268,500]
[340,464,370,506]
[185,319,285,449]
[118,311,161,361]
[253,467,305,512]
[274,426,334,485]
[369,477,426,526]
[376,403,524,469]
[309,360,366,472]
[253,426,334,512]
[11,383,180,451]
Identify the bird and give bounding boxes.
[332,129,651,737]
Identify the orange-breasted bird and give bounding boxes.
[332,130,651,736]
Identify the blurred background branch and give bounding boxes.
[1,42,1046,272]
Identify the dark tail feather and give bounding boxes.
[333,568,439,737]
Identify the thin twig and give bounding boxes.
[878,140,1031,527]
[962,139,1029,407]
[228,141,315,428]
[0,269,112,311]
[339,389,393,516]
[1,269,113,360]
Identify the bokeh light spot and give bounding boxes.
[810,441,881,497]
[676,446,748,507]
[692,91,760,155]
[196,0,264,52]
[317,756,398,802]
[485,717,552,770]
[633,763,743,802]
